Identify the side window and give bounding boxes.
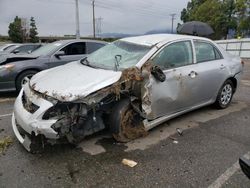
[214,47,223,59]
[86,42,105,54]
[152,41,193,69]
[60,42,86,55]
[194,41,222,63]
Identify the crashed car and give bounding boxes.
[12,34,243,152]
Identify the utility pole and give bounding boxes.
[170,13,176,34]
[92,0,96,38]
[96,17,103,37]
[75,0,80,39]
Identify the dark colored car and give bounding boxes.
[0,43,20,52]
[0,43,42,56]
[0,39,107,92]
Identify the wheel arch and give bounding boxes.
[227,77,237,93]
[15,68,42,90]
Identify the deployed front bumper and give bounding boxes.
[12,86,59,151]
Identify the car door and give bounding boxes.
[192,40,229,103]
[143,40,202,120]
[48,42,86,68]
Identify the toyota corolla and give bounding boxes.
[12,34,243,152]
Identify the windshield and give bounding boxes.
[86,40,151,70]
[32,42,63,56]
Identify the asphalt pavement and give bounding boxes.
[0,61,250,188]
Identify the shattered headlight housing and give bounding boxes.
[42,103,87,120]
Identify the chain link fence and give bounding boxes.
[216,39,250,59]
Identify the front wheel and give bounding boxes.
[214,80,234,109]
[109,99,148,142]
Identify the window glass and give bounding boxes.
[87,42,105,54]
[152,41,193,69]
[86,41,151,70]
[194,41,220,63]
[214,47,222,59]
[61,42,86,55]
[12,45,40,53]
[32,42,64,56]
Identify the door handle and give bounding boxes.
[188,71,198,78]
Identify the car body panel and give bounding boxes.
[30,61,122,102]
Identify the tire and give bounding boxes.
[109,99,147,142]
[16,70,38,92]
[214,80,234,109]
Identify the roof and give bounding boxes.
[120,34,211,46]
[55,39,108,45]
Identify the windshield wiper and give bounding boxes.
[114,54,122,71]
[80,57,89,65]
[80,57,99,69]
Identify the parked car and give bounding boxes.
[3,43,43,55]
[0,39,107,92]
[0,43,20,52]
[12,34,243,152]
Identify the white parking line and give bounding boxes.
[0,113,12,118]
[208,151,250,188]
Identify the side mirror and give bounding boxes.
[55,51,65,58]
[151,65,166,82]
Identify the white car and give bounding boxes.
[12,34,243,152]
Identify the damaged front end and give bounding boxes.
[12,63,157,153]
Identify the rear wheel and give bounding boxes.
[214,80,234,109]
[110,99,148,142]
[16,70,38,92]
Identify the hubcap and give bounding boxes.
[21,74,34,86]
[220,84,233,106]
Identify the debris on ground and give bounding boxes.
[0,136,13,154]
[122,159,138,167]
[173,140,179,144]
[176,128,183,136]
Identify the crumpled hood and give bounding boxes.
[30,61,122,102]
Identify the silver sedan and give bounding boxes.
[12,34,243,152]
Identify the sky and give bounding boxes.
[0,0,190,37]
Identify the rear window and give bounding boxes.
[194,41,223,63]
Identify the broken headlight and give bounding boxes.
[42,103,87,120]
[42,103,78,120]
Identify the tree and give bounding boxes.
[191,0,228,39]
[180,0,250,39]
[235,0,250,36]
[29,17,39,43]
[8,16,23,43]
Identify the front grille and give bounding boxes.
[22,92,39,114]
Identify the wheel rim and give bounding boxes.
[220,84,233,106]
[21,74,34,86]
